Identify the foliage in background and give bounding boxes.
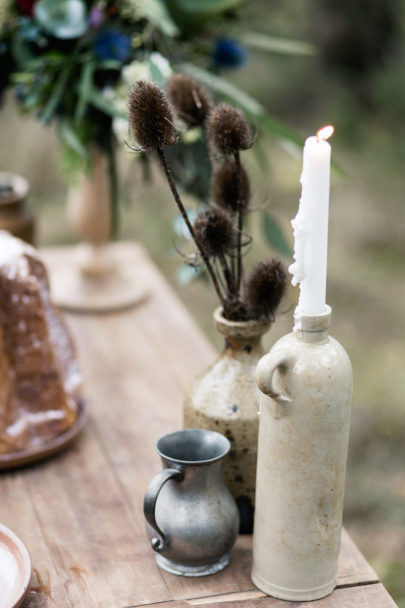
[0,0,312,245]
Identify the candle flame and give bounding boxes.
[316,125,334,142]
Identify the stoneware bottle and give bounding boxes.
[183,307,270,533]
[252,306,352,601]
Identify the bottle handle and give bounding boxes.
[144,468,184,553]
[256,351,295,405]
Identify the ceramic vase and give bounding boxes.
[252,306,352,601]
[183,306,270,533]
[0,172,35,244]
[50,149,147,312]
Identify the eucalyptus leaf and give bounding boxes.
[97,60,122,70]
[148,53,172,85]
[34,0,87,40]
[262,213,292,258]
[177,263,205,284]
[10,72,35,84]
[170,0,243,14]
[241,32,316,56]
[75,59,95,123]
[59,120,87,157]
[87,87,126,119]
[40,63,72,123]
[11,33,34,69]
[165,137,212,203]
[173,209,197,240]
[138,0,179,37]
[22,91,41,111]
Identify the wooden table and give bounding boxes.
[0,243,397,608]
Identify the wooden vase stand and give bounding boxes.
[49,242,150,313]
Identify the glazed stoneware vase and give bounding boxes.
[183,306,270,532]
[252,306,352,601]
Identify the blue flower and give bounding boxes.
[213,38,247,69]
[94,27,131,63]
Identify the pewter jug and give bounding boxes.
[252,307,352,601]
[144,429,239,577]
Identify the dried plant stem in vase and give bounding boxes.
[128,77,287,532]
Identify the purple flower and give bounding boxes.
[89,6,104,29]
[213,38,247,69]
[94,27,131,63]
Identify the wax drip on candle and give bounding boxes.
[289,126,334,331]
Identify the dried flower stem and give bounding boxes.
[156,148,225,306]
[234,151,243,292]
[219,254,234,297]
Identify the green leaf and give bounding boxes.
[40,63,72,123]
[11,33,34,69]
[241,32,316,56]
[10,72,36,84]
[87,87,126,119]
[75,59,95,123]
[59,120,87,157]
[96,60,122,70]
[171,0,243,14]
[177,264,205,284]
[138,0,179,37]
[262,213,292,257]
[148,53,172,85]
[165,137,212,203]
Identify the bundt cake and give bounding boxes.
[0,231,82,454]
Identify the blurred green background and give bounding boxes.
[1,0,404,605]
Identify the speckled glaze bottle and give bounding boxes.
[252,306,352,601]
[183,307,270,533]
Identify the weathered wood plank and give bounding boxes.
[2,420,170,607]
[139,583,397,608]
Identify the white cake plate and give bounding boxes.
[0,523,31,608]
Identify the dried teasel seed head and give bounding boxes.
[246,260,287,321]
[128,81,177,152]
[223,297,249,322]
[208,103,252,156]
[193,206,235,258]
[166,74,212,127]
[212,158,251,213]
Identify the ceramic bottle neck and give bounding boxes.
[294,305,332,344]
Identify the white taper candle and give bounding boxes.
[289,126,333,327]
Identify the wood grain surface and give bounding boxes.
[0,244,395,607]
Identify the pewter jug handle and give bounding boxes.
[144,468,184,553]
[256,351,294,405]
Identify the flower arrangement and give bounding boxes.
[128,76,287,322]
[0,0,250,233]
